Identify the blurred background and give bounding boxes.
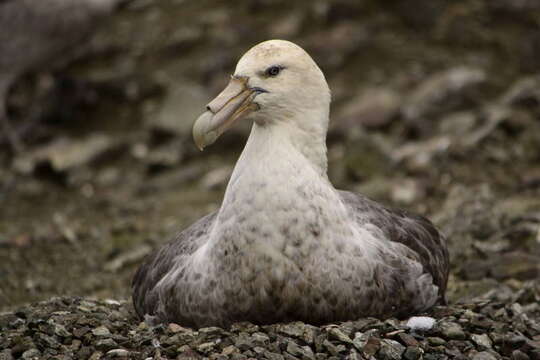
[1,0,539,311]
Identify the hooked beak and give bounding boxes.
[192,76,264,151]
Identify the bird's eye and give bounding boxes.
[265,65,282,77]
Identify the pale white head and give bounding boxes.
[193,40,331,151]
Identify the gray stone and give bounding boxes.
[92,325,111,337]
[51,323,71,338]
[0,350,14,360]
[402,66,486,121]
[427,337,446,346]
[265,352,285,360]
[287,340,316,360]
[21,349,41,360]
[336,88,401,129]
[471,334,493,350]
[13,134,116,174]
[197,341,216,354]
[472,351,498,360]
[327,327,352,344]
[322,340,345,356]
[95,338,117,351]
[512,350,530,360]
[106,349,129,357]
[378,339,406,360]
[403,346,424,360]
[151,81,210,137]
[252,332,270,344]
[500,75,540,106]
[278,322,307,338]
[438,322,466,340]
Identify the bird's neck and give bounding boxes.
[240,119,329,177]
[199,119,356,284]
[208,120,346,247]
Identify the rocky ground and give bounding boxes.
[1,0,540,358]
[1,289,539,359]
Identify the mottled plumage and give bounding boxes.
[132,40,449,328]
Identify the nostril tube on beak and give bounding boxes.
[251,87,269,94]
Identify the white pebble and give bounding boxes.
[106,349,129,357]
[406,316,436,331]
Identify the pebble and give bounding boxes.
[427,337,446,346]
[404,346,424,360]
[0,297,539,360]
[472,351,499,360]
[106,349,129,357]
[92,326,111,337]
[472,334,493,350]
[438,322,467,340]
[379,339,405,360]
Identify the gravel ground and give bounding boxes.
[1,282,538,360]
[1,0,540,358]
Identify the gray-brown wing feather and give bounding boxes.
[132,212,217,319]
[339,190,449,302]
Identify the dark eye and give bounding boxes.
[265,65,282,77]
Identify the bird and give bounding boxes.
[0,0,129,152]
[132,39,449,329]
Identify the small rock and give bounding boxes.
[167,323,188,333]
[13,134,116,174]
[500,75,540,106]
[398,333,419,347]
[106,349,129,357]
[406,316,437,332]
[51,322,71,337]
[21,349,41,360]
[199,326,224,336]
[197,342,216,354]
[221,345,238,356]
[0,349,14,360]
[402,66,486,122]
[92,325,111,337]
[278,323,306,338]
[234,333,254,351]
[95,338,117,351]
[472,351,498,360]
[89,352,103,360]
[336,88,401,129]
[287,341,315,360]
[327,327,352,344]
[322,339,345,356]
[512,350,530,360]
[437,322,466,340]
[378,339,405,360]
[201,166,233,190]
[403,346,424,360]
[391,178,423,205]
[427,337,446,346]
[265,352,285,360]
[391,136,451,171]
[151,81,210,137]
[472,334,493,350]
[362,336,381,357]
[252,332,270,344]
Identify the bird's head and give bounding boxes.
[193,40,331,150]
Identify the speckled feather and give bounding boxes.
[132,190,448,328]
[132,40,449,328]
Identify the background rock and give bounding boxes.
[0,1,539,357]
